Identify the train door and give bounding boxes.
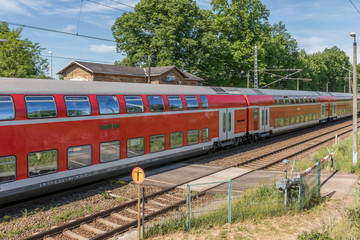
[259,106,270,133]
[219,108,235,141]
[321,104,326,120]
[332,103,337,118]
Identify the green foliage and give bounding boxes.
[297,230,333,240]
[53,206,94,222]
[299,47,351,92]
[112,0,301,87]
[0,22,48,78]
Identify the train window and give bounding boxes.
[150,135,165,153]
[254,108,259,120]
[25,96,57,119]
[309,97,313,103]
[278,96,284,105]
[187,129,199,145]
[285,117,290,126]
[291,116,295,125]
[313,113,316,119]
[0,156,16,183]
[300,115,304,122]
[305,114,309,121]
[300,97,304,104]
[290,96,295,104]
[100,141,120,163]
[167,96,183,111]
[295,96,299,104]
[223,112,226,133]
[124,96,144,113]
[203,128,209,142]
[97,96,120,115]
[200,96,209,109]
[304,97,309,103]
[185,96,198,110]
[170,132,183,149]
[316,113,319,119]
[275,118,278,128]
[273,96,278,105]
[65,96,91,116]
[28,150,58,177]
[127,137,144,157]
[279,118,284,127]
[284,96,290,104]
[309,114,312,121]
[296,115,299,123]
[147,96,165,112]
[67,145,92,169]
[0,96,15,120]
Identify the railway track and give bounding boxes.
[21,118,358,240]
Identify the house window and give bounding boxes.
[167,76,175,82]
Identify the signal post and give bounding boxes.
[132,167,145,240]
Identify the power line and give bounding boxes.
[41,54,114,64]
[349,0,360,15]
[86,0,129,12]
[109,0,135,9]
[1,20,116,42]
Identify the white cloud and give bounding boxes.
[0,0,51,16]
[61,24,77,33]
[90,44,116,53]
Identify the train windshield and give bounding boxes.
[0,96,15,120]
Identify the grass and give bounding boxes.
[53,206,94,222]
[296,134,360,174]
[145,184,306,238]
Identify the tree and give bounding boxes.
[300,47,351,92]
[0,22,48,78]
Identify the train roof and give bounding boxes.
[0,77,355,98]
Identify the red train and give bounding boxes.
[0,77,358,205]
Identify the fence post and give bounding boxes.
[318,160,321,197]
[186,184,191,230]
[299,173,303,211]
[228,180,232,224]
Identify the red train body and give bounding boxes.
[0,78,358,204]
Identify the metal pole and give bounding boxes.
[351,32,358,165]
[138,184,141,240]
[349,70,352,93]
[297,79,299,91]
[186,184,191,230]
[228,181,232,224]
[247,71,250,88]
[299,173,303,211]
[148,55,151,84]
[254,45,258,89]
[142,187,145,240]
[318,160,321,197]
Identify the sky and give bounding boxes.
[1,0,360,79]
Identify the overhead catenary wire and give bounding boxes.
[86,0,129,12]
[40,54,114,64]
[76,0,84,35]
[109,0,135,9]
[1,20,116,43]
[349,0,360,15]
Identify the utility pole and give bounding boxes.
[247,70,250,88]
[350,32,358,165]
[147,55,151,84]
[349,70,352,93]
[326,82,329,92]
[254,45,258,89]
[48,51,53,78]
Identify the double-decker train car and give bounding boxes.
[0,77,357,205]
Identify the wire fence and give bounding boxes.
[142,153,334,239]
